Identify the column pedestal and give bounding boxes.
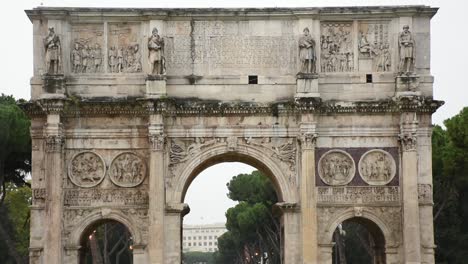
[146,75,167,98]
[296,73,320,98]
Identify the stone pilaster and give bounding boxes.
[164,203,190,264]
[399,112,421,264]
[38,98,66,264]
[275,202,301,264]
[300,120,318,264]
[147,101,166,264]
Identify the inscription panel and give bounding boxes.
[165,20,298,76]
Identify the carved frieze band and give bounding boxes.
[317,186,400,204]
[64,188,149,206]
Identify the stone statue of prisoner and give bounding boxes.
[44,27,61,74]
[299,27,316,74]
[148,27,165,75]
[399,25,415,74]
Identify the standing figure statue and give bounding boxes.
[148,27,165,75]
[398,25,415,74]
[81,45,90,73]
[71,42,82,73]
[44,27,61,74]
[91,43,102,73]
[109,46,117,73]
[299,27,316,74]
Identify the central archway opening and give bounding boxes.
[79,220,133,264]
[332,217,386,264]
[181,157,285,264]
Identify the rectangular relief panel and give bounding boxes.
[320,21,354,73]
[357,21,392,72]
[108,23,142,73]
[70,24,105,74]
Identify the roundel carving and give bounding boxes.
[68,152,106,188]
[318,150,355,186]
[109,152,147,187]
[358,149,396,185]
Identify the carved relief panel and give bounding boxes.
[318,150,355,185]
[68,151,106,188]
[70,24,105,74]
[109,152,147,187]
[358,149,396,185]
[358,21,391,72]
[320,22,354,72]
[108,23,142,73]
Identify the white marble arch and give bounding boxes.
[64,209,146,264]
[167,142,299,204]
[320,207,400,264]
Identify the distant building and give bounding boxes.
[182,223,227,253]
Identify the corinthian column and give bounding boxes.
[39,98,66,264]
[300,120,318,264]
[147,100,166,264]
[399,112,421,264]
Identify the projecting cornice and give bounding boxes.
[20,97,444,118]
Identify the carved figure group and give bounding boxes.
[108,44,142,73]
[359,150,395,185]
[148,27,166,75]
[109,153,146,187]
[319,151,355,185]
[298,28,316,74]
[398,25,415,74]
[69,152,105,187]
[44,27,61,74]
[70,42,103,73]
[320,24,354,72]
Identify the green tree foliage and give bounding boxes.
[433,107,468,263]
[183,251,215,264]
[216,171,280,264]
[0,94,31,264]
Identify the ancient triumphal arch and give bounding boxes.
[24,6,442,264]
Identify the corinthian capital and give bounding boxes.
[299,132,318,150]
[149,133,166,151]
[398,132,417,151]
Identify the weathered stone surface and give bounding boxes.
[24,5,441,264]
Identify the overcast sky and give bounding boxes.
[1,0,465,225]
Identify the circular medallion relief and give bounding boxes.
[358,149,396,185]
[318,150,355,186]
[68,152,106,188]
[109,152,147,187]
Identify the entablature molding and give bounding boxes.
[21,97,444,118]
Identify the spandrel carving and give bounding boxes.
[109,153,147,187]
[108,23,142,73]
[44,27,61,74]
[358,22,391,72]
[68,152,106,188]
[70,24,104,74]
[320,22,354,72]
[358,150,396,185]
[318,150,355,186]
